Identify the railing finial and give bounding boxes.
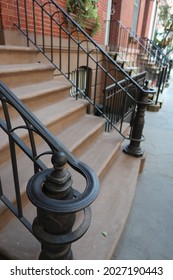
[27,150,94,259]
[27,151,75,259]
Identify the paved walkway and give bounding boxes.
[112,70,173,260]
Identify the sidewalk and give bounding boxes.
[112,70,173,260]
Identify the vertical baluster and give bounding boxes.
[49,2,53,63]
[41,2,45,53]
[32,0,37,45]
[2,101,23,217]
[68,33,71,80]
[0,178,3,197]
[59,21,62,70]
[24,0,29,46]
[25,121,39,174]
[16,0,20,29]
[93,55,99,107]
[76,34,80,97]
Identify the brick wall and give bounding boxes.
[141,0,154,37]
[120,0,134,28]
[111,0,121,21]
[110,0,154,38]
[137,0,146,36]
[0,0,18,31]
[93,0,108,44]
[0,0,107,45]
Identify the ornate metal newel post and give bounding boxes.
[123,81,156,157]
[27,151,96,260]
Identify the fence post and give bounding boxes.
[27,151,93,260]
[123,81,156,157]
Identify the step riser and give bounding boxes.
[0,87,71,119]
[98,141,122,181]
[0,103,87,166]
[22,89,70,112]
[0,50,39,65]
[0,68,54,88]
[72,124,105,157]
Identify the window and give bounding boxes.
[131,0,141,36]
[70,67,88,98]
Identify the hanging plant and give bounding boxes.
[67,0,100,36]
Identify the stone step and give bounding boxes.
[0,45,39,65]
[0,149,142,260]
[0,114,105,228]
[0,63,55,88]
[79,131,123,180]
[73,151,141,260]
[0,97,88,165]
[0,78,71,118]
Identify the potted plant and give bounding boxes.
[67,0,100,36]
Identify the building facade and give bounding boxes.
[0,1,156,47]
[0,0,108,45]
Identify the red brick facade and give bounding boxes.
[0,0,107,45]
[0,0,155,46]
[111,0,154,37]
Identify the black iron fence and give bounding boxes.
[103,72,146,132]
[140,37,171,100]
[15,0,149,138]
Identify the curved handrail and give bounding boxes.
[0,81,99,213]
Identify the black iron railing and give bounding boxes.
[14,0,149,138]
[103,72,146,132]
[141,37,170,65]
[107,20,169,104]
[0,81,99,259]
[108,20,141,75]
[140,37,171,91]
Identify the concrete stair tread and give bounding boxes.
[11,79,71,101]
[0,63,54,74]
[0,97,88,151]
[0,150,141,260]
[0,46,39,65]
[0,63,56,87]
[22,97,87,127]
[0,45,37,52]
[79,131,123,179]
[57,114,105,156]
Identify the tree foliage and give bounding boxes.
[67,0,99,35]
[154,4,173,52]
